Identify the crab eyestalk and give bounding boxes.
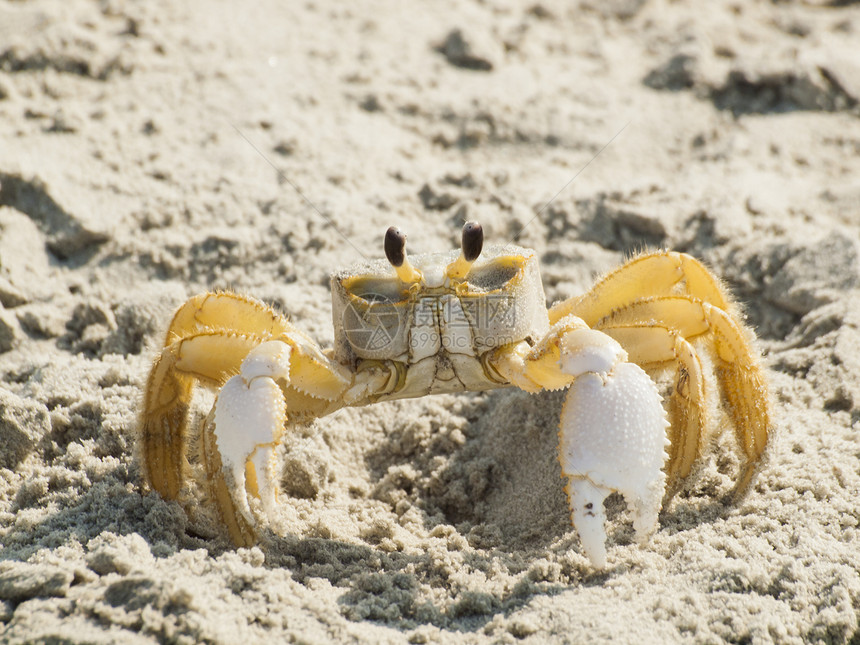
[384,226,423,285]
[446,221,483,280]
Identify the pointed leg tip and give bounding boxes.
[579,532,609,569]
[565,479,611,569]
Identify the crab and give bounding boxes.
[139,222,770,568]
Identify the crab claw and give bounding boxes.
[205,341,291,543]
[558,347,669,568]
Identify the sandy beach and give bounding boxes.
[1,0,859,642]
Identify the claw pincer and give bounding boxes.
[212,341,291,526]
[558,334,669,567]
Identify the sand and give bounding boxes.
[0,0,859,642]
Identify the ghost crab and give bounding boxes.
[140,222,770,567]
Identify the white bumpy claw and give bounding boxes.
[558,333,669,568]
[213,340,291,527]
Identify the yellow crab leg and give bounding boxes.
[549,251,732,326]
[145,292,291,499]
[598,296,770,497]
[166,291,292,343]
[142,291,353,501]
[141,331,267,500]
[489,315,592,393]
[600,324,707,496]
[705,305,771,495]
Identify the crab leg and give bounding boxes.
[141,291,352,519]
[141,331,268,499]
[140,293,295,499]
[597,296,770,496]
[599,324,707,496]
[549,251,733,326]
[550,252,771,491]
[166,292,293,342]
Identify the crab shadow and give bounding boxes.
[259,531,611,632]
[0,462,195,566]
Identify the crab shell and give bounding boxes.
[330,244,551,400]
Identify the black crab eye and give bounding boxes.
[462,221,483,262]
[384,226,406,267]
